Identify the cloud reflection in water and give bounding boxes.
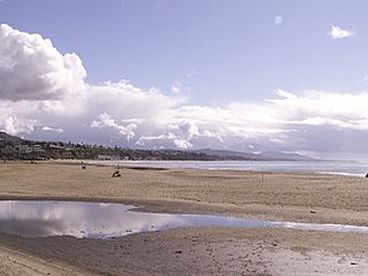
[0,201,368,239]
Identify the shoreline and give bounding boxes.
[1,162,368,274]
[2,161,368,229]
[1,161,368,225]
[55,159,368,178]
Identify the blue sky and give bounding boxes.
[2,0,367,104]
[1,0,368,158]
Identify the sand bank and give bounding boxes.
[0,162,368,274]
[1,161,368,225]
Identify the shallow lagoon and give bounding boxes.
[0,201,368,239]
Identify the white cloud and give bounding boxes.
[41,126,64,133]
[274,89,298,99]
[274,16,283,25]
[91,113,137,141]
[136,121,200,149]
[0,24,86,101]
[170,82,182,94]
[329,25,354,39]
[170,81,191,94]
[3,24,368,157]
[0,101,38,135]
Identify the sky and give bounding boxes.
[1,0,368,159]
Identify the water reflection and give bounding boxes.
[0,201,367,239]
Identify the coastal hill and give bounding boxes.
[0,132,312,161]
[0,132,24,144]
[190,149,313,161]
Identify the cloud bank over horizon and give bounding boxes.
[1,24,368,158]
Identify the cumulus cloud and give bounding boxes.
[91,113,138,141]
[329,25,354,39]
[137,120,200,149]
[0,24,86,100]
[2,24,368,157]
[0,101,38,135]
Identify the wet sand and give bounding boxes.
[1,227,368,275]
[0,161,368,274]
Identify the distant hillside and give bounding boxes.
[0,132,24,144]
[259,151,314,161]
[190,148,263,160]
[191,148,313,161]
[0,132,313,161]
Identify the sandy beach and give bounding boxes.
[3,2,368,274]
[0,161,368,275]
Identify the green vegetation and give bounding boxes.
[0,132,235,161]
[0,132,311,161]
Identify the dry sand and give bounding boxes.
[0,161,368,275]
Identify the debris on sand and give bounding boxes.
[112,169,121,178]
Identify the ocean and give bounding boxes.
[89,160,368,177]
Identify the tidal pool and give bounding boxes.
[0,201,367,239]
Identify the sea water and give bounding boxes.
[88,160,368,177]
